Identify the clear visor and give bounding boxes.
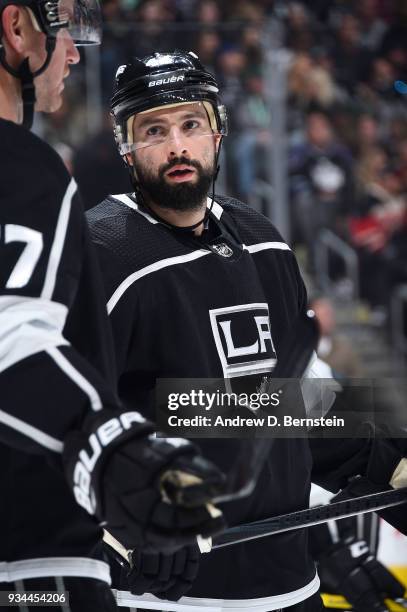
[119,101,221,155]
[37,0,102,45]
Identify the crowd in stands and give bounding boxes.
[39,0,407,328]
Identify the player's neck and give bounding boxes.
[0,72,23,124]
[146,198,208,236]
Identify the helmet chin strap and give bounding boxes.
[139,195,210,233]
[0,35,56,128]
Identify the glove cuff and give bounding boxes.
[366,438,404,487]
[64,409,155,517]
[390,458,407,489]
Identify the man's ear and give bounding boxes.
[214,133,222,154]
[126,153,138,182]
[1,5,29,55]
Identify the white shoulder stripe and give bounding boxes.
[0,409,63,453]
[112,193,137,210]
[41,178,77,300]
[243,241,291,253]
[108,249,211,314]
[46,347,103,411]
[112,194,159,224]
[112,194,224,224]
[107,241,290,314]
[208,197,223,220]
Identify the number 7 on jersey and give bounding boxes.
[1,224,43,289]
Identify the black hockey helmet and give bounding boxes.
[0,0,101,127]
[110,51,228,157]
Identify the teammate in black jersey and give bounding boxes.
[0,12,226,611]
[87,52,407,611]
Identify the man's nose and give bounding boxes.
[166,127,189,158]
[66,36,80,65]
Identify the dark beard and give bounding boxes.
[134,155,215,212]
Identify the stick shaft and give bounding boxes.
[211,488,407,550]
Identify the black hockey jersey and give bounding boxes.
[88,193,404,610]
[0,119,119,582]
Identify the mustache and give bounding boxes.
[159,156,202,177]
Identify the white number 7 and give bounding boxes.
[2,224,44,289]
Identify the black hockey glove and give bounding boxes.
[63,409,226,552]
[108,544,200,601]
[318,538,407,611]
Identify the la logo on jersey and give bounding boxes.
[209,303,277,377]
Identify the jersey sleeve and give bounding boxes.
[87,238,139,378]
[310,385,407,493]
[0,124,119,456]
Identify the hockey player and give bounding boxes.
[86,52,407,611]
[0,12,227,611]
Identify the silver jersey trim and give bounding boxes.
[113,572,319,611]
[0,558,111,584]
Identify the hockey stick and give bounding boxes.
[103,529,132,565]
[104,487,407,561]
[200,487,407,552]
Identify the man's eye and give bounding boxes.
[184,120,200,130]
[146,126,163,137]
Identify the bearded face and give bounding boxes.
[129,103,220,213]
[133,153,216,212]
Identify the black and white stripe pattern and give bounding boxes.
[41,179,77,300]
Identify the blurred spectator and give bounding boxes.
[310,296,364,379]
[284,3,315,53]
[215,45,246,126]
[195,0,221,24]
[356,0,388,51]
[385,42,407,76]
[195,30,221,74]
[367,57,397,99]
[330,13,373,94]
[357,114,380,148]
[352,113,383,158]
[175,0,199,21]
[225,1,264,23]
[100,0,132,101]
[288,52,339,110]
[128,0,179,58]
[348,149,407,308]
[240,24,263,69]
[357,57,407,130]
[289,110,354,257]
[356,146,388,189]
[232,70,272,201]
[287,51,343,140]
